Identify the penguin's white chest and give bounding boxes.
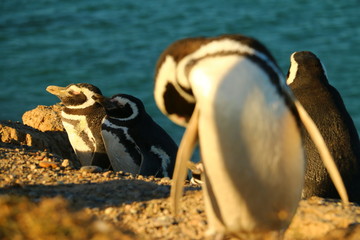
[61,112,96,166]
[190,56,304,233]
[101,122,140,174]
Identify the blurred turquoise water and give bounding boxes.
[1,0,359,142]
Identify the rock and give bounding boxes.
[319,224,360,240]
[22,104,64,132]
[61,159,71,168]
[39,161,60,169]
[152,216,176,227]
[0,120,79,167]
[80,166,103,173]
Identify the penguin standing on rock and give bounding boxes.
[46,83,111,169]
[154,34,348,239]
[92,93,177,178]
[287,51,360,202]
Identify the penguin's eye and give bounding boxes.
[68,90,81,95]
[109,99,121,107]
[117,102,127,108]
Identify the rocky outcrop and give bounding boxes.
[22,104,64,132]
[0,120,77,163]
[0,104,79,167]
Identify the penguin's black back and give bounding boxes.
[289,51,360,202]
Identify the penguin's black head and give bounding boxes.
[286,51,328,87]
[93,93,145,120]
[46,83,102,108]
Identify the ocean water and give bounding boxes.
[1,0,359,142]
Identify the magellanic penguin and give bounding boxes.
[46,83,111,169]
[92,93,178,178]
[287,51,360,202]
[154,34,348,239]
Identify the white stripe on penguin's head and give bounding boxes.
[65,85,99,109]
[286,52,299,85]
[109,96,140,121]
[177,38,284,87]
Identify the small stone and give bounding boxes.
[34,155,45,161]
[152,216,175,227]
[30,164,36,170]
[128,208,137,214]
[162,177,170,181]
[104,207,114,215]
[80,166,102,173]
[103,171,113,177]
[93,220,111,233]
[40,152,48,157]
[39,161,59,169]
[61,159,70,168]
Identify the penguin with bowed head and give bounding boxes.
[287,51,360,202]
[46,83,111,169]
[154,34,348,239]
[92,93,178,178]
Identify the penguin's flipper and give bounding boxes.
[171,105,200,216]
[294,100,349,204]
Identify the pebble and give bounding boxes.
[39,161,59,169]
[104,207,115,215]
[61,159,70,168]
[34,155,45,161]
[152,216,175,227]
[130,208,138,214]
[93,220,112,233]
[103,171,113,178]
[80,166,103,173]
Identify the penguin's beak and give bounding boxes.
[92,93,117,110]
[46,85,67,97]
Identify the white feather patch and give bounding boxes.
[102,120,136,142]
[61,112,96,166]
[65,86,98,109]
[184,55,305,232]
[155,55,196,117]
[177,38,285,87]
[287,52,298,85]
[111,96,139,121]
[154,56,176,115]
[150,146,170,178]
[101,129,140,173]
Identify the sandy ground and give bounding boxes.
[1,142,360,240]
